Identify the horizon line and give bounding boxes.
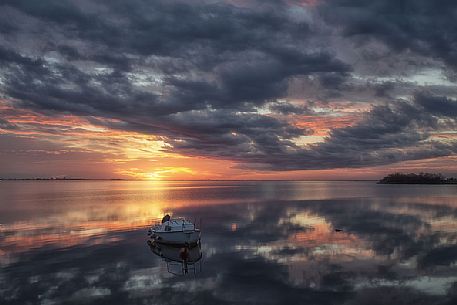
[0,178,379,182]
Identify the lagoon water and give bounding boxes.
[1,180,457,304]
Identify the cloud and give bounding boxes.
[268,100,314,115]
[320,0,457,70]
[0,117,16,129]
[415,93,457,117]
[0,1,344,128]
[0,0,456,174]
[167,93,457,170]
[418,245,457,269]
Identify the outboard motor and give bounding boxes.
[161,214,171,223]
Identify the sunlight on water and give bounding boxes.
[1,180,457,304]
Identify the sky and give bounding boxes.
[0,0,457,180]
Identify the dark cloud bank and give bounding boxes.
[0,0,457,170]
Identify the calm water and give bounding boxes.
[1,180,457,304]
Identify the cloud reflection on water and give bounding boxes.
[1,181,457,304]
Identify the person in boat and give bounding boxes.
[161,214,171,223]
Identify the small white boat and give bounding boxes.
[148,215,201,246]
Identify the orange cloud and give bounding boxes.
[3,98,456,181]
[294,114,361,137]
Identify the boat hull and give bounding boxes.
[151,230,200,246]
[147,240,202,263]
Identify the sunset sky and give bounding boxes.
[1,0,457,180]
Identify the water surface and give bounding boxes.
[1,180,457,304]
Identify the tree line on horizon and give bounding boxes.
[378,172,457,184]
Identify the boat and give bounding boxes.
[148,214,201,246]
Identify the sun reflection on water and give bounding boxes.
[2,181,457,304]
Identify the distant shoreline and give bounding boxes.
[0,178,126,181]
[378,173,457,185]
[2,175,457,184]
[0,178,378,182]
[378,181,457,185]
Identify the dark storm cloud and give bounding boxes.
[288,93,457,169]
[320,0,457,69]
[318,72,349,90]
[0,1,346,117]
[268,100,313,115]
[415,93,457,117]
[0,0,456,171]
[165,109,310,159]
[0,46,47,74]
[157,50,349,117]
[418,245,457,269]
[2,59,163,116]
[168,93,457,170]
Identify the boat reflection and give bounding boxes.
[147,239,203,275]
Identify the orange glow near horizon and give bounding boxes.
[0,180,260,260]
[2,99,457,180]
[1,178,456,265]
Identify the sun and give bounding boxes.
[148,167,195,180]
